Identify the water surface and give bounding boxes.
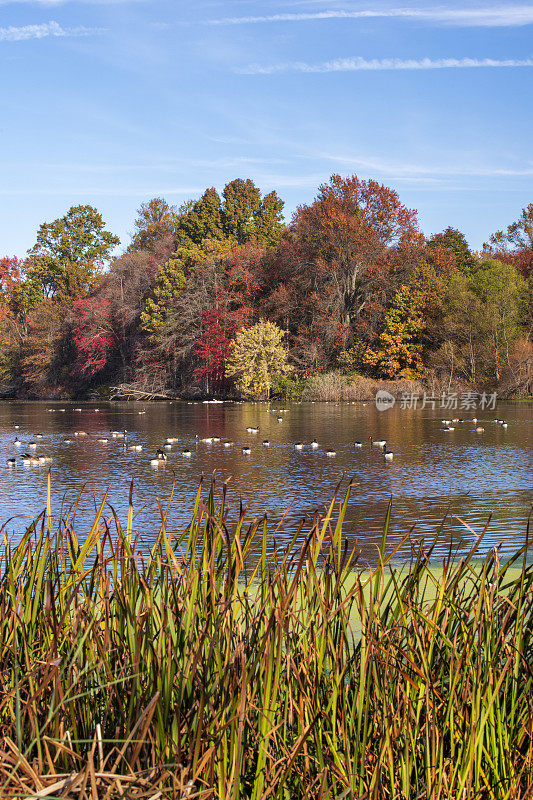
[0,400,531,563]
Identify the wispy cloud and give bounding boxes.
[0,20,103,41]
[321,153,533,178]
[239,56,533,75]
[207,6,533,28]
[0,0,137,4]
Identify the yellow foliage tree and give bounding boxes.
[226,320,291,399]
[365,262,444,379]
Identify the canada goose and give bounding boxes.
[138,410,146,415]
[14,425,20,430]
[246,427,259,434]
[369,436,386,447]
[472,417,478,423]
[36,433,43,439]
[311,439,319,448]
[223,441,234,448]
[277,417,283,422]
[181,448,192,457]
[476,427,485,433]
[14,438,21,447]
[28,442,37,449]
[262,439,270,447]
[354,441,362,448]
[294,442,304,450]
[441,426,455,431]
[164,443,172,450]
[165,437,179,444]
[64,438,73,444]
[500,421,508,428]
[212,436,221,443]
[22,454,40,465]
[97,438,108,444]
[129,444,143,451]
[111,430,126,439]
[39,455,52,463]
[6,458,16,466]
[150,450,167,465]
[383,445,393,461]
[201,437,214,443]
[326,449,336,457]
[441,419,451,425]
[242,445,252,454]
[74,431,87,437]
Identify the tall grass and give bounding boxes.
[1,475,532,798]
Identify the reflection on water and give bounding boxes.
[0,400,531,563]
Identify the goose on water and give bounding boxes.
[242,445,252,454]
[311,439,319,448]
[223,441,234,448]
[129,444,143,451]
[262,439,270,447]
[383,445,393,461]
[28,442,37,449]
[6,458,16,466]
[441,426,455,431]
[246,427,259,434]
[354,441,362,448]
[14,438,21,447]
[294,442,304,450]
[369,436,386,447]
[476,427,485,433]
[326,448,336,457]
[97,438,108,444]
[150,450,167,465]
[181,448,192,457]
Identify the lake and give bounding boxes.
[0,400,531,563]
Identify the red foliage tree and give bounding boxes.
[71,297,117,377]
[194,297,242,394]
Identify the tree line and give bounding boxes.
[0,175,531,399]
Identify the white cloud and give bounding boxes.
[207,6,533,28]
[239,55,533,74]
[321,153,533,177]
[0,20,104,41]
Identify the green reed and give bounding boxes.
[0,473,532,798]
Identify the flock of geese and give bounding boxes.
[4,408,508,469]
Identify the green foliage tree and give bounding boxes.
[470,258,525,380]
[428,227,477,276]
[140,239,231,342]
[27,205,119,303]
[174,180,284,249]
[226,320,291,398]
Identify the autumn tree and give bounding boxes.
[129,197,177,253]
[364,262,444,378]
[226,320,291,399]
[291,174,422,330]
[27,205,119,303]
[194,301,240,395]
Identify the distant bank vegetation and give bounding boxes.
[0,176,531,401]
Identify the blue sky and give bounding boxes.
[1,0,532,256]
